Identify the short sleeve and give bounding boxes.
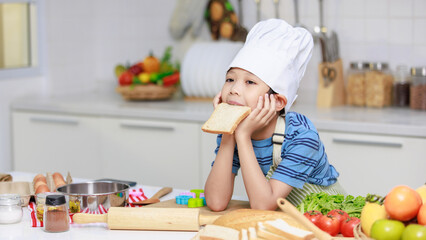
[212,134,240,175]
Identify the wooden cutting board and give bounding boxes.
[146,199,251,225]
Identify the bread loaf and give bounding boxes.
[212,209,307,231]
[202,103,251,134]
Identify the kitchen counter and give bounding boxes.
[11,93,426,138]
[0,172,204,240]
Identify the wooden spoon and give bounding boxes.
[131,187,172,205]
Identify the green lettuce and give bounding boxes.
[296,192,366,218]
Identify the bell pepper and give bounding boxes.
[138,73,150,84]
[162,72,180,87]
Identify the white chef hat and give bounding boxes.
[228,18,313,113]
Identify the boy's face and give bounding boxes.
[221,68,270,110]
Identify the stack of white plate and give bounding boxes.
[181,42,243,98]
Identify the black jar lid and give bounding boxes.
[46,195,66,206]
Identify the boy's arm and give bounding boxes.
[236,135,293,210]
[204,134,236,212]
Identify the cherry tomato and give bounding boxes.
[371,219,405,240]
[318,215,340,236]
[328,209,349,225]
[119,72,133,86]
[418,204,426,226]
[303,210,322,227]
[401,224,426,240]
[340,217,361,237]
[385,185,422,221]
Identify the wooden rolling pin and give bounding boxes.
[73,207,220,231]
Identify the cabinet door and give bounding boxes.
[100,118,200,189]
[200,130,247,199]
[12,111,101,179]
[319,131,426,196]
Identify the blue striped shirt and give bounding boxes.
[213,112,339,189]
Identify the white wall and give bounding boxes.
[1,0,425,171]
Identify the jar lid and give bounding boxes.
[368,62,389,71]
[411,67,426,77]
[0,194,21,206]
[46,194,66,206]
[349,62,369,70]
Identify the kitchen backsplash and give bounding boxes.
[41,0,426,102]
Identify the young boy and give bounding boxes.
[204,19,345,211]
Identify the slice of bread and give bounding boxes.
[202,103,251,134]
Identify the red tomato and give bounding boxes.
[328,209,349,225]
[318,215,340,236]
[418,204,426,226]
[119,72,133,86]
[385,185,422,222]
[341,217,361,237]
[303,210,323,227]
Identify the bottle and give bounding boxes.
[393,65,410,107]
[410,67,426,110]
[43,195,69,232]
[0,194,23,224]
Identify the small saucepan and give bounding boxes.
[56,181,130,213]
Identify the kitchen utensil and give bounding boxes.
[73,199,251,231]
[73,207,202,231]
[255,0,261,22]
[130,187,172,205]
[95,178,137,187]
[277,198,332,240]
[273,0,280,18]
[317,59,345,108]
[56,181,129,213]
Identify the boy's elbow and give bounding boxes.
[206,199,229,212]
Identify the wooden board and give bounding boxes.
[146,199,251,225]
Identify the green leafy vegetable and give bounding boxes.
[296,192,366,218]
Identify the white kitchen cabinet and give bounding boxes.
[99,118,201,189]
[319,130,426,197]
[12,111,102,179]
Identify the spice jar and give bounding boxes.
[393,65,410,107]
[43,195,69,232]
[365,62,394,108]
[0,194,23,224]
[410,67,426,110]
[346,62,369,106]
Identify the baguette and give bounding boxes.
[202,103,251,134]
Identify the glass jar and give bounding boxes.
[393,65,410,107]
[0,194,23,224]
[365,62,394,108]
[43,195,69,232]
[410,67,426,110]
[36,192,56,222]
[346,62,369,106]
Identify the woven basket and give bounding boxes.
[116,85,176,100]
[353,223,374,240]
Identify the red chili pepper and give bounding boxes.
[162,72,179,87]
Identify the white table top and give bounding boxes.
[0,172,199,240]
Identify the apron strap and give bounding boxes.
[272,115,286,167]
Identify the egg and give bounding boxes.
[34,181,47,191]
[52,172,64,182]
[33,174,47,184]
[35,184,50,194]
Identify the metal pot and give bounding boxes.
[56,181,130,213]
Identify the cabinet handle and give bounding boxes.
[120,121,175,132]
[332,138,403,148]
[30,117,79,125]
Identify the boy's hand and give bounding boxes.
[235,94,277,139]
[213,92,222,109]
